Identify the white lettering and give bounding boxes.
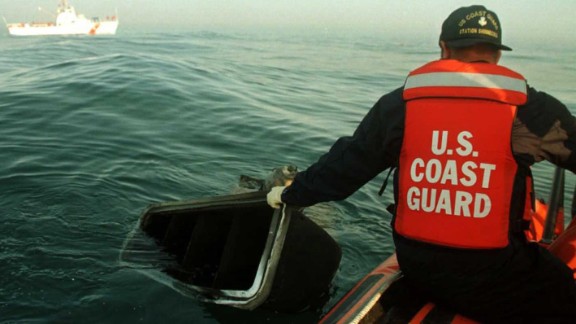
[404,129,498,221]
[431,130,448,155]
[456,131,473,156]
[454,191,473,217]
[404,187,491,218]
[479,163,496,188]
[407,187,420,210]
[474,193,491,217]
[435,189,452,214]
[426,159,442,183]
[421,188,435,212]
[441,160,458,185]
[410,158,425,182]
[460,161,477,187]
[408,159,493,189]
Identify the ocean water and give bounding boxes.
[0,30,574,323]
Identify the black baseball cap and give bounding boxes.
[440,5,512,51]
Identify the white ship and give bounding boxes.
[5,0,118,36]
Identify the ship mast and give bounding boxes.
[58,0,70,13]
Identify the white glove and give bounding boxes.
[267,186,286,209]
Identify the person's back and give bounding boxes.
[393,7,576,322]
[393,74,576,322]
[267,5,576,322]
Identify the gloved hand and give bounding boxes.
[267,186,286,209]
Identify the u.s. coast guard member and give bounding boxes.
[267,5,576,323]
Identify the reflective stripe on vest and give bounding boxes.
[395,60,527,249]
[404,59,527,106]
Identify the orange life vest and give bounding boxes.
[395,60,528,249]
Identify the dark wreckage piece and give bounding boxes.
[120,167,341,313]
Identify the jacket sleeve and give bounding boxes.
[513,87,576,173]
[281,87,405,207]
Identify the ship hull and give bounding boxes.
[7,20,118,36]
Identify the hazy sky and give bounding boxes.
[2,0,575,43]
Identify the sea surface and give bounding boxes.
[0,29,574,323]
